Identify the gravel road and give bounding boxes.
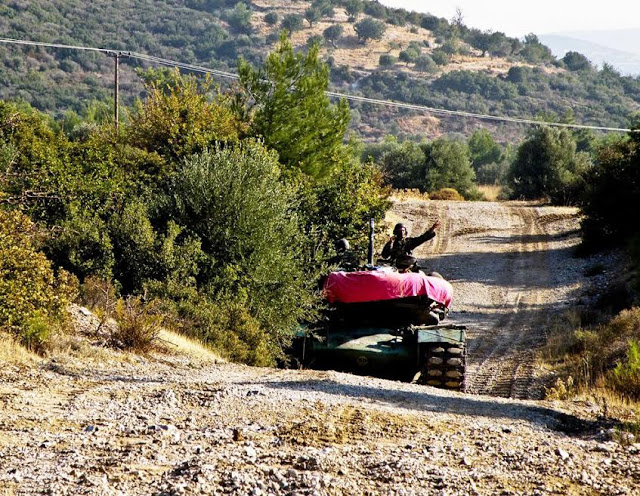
[1,200,638,496]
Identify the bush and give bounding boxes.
[429,188,464,201]
[109,296,164,352]
[0,210,77,350]
[608,340,640,400]
[264,12,278,26]
[431,50,449,66]
[379,54,396,67]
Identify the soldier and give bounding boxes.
[381,220,441,268]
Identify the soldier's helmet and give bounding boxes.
[334,238,350,253]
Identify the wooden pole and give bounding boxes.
[114,52,120,130]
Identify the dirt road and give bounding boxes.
[387,200,590,399]
[1,200,638,495]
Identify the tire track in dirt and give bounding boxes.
[462,206,550,399]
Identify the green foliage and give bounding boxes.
[344,0,364,22]
[162,142,313,354]
[2,0,640,143]
[225,3,253,33]
[508,126,591,205]
[421,139,477,198]
[280,14,304,34]
[581,129,640,246]
[304,7,322,28]
[128,69,244,161]
[608,340,640,400]
[323,24,344,44]
[378,54,397,68]
[238,34,350,178]
[563,51,592,72]
[415,55,437,73]
[399,47,420,65]
[544,308,640,396]
[468,128,509,184]
[307,35,325,49]
[520,34,555,64]
[0,210,77,349]
[298,158,390,262]
[430,50,449,66]
[354,17,386,43]
[264,12,279,26]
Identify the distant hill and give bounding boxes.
[540,31,640,76]
[1,0,639,142]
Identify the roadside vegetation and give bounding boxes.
[0,36,388,365]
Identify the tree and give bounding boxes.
[163,142,312,364]
[323,24,344,47]
[507,126,591,205]
[467,29,492,57]
[344,0,364,22]
[563,51,592,72]
[468,128,503,168]
[468,128,507,184]
[431,50,449,66]
[304,7,321,28]
[581,129,640,246]
[128,69,244,161]
[264,12,278,26]
[312,0,334,18]
[420,139,477,198]
[225,3,252,34]
[520,33,554,63]
[354,17,386,43]
[379,140,424,189]
[280,14,304,34]
[238,33,350,178]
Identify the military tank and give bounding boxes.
[293,222,467,391]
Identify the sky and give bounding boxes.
[378,1,640,38]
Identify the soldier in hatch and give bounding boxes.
[381,220,441,269]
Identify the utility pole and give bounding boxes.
[108,51,121,130]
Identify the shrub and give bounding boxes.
[608,340,640,400]
[264,12,278,26]
[431,50,449,66]
[128,69,244,161]
[379,54,396,67]
[109,296,164,352]
[0,210,77,350]
[429,188,464,201]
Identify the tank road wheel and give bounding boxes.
[418,343,466,391]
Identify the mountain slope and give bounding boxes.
[1,0,639,141]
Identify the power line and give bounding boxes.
[0,37,634,133]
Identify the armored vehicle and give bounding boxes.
[294,268,467,390]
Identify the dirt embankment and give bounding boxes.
[1,200,638,496]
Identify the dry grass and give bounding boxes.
[389,188,430,201]
[477,184,503,202]
[252,0,514,76]
[0,332,41,366]
[157,329,223,366]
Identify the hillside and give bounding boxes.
[1,0,640,141]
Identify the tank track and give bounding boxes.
[418,342,466,391]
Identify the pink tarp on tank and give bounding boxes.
[323,270,453,308]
